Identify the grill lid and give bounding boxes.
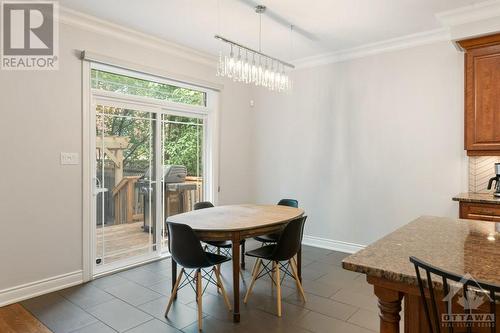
[141,165,187,183]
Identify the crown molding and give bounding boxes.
[436,0,500,27]
[436,0,500,42]
[58,2,500,71]
[58,6,217,68]
[293,28,450,69]
[293,0,500,69]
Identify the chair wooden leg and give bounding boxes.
[290,259,307,302]
[289,259,301,290]
[165,268,184,316]
[196,269,202,331]
[292,255,302,281]
[240,256,256,285]
[249,258,258,278]
[244,258,261,303]
[214,266,232,311]
[275,261,282,317]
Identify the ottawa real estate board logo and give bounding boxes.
[442,273,495,329]
[1,1,58,70]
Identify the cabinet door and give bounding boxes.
[465,43,500,153]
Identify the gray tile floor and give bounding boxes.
[22,242,388,333]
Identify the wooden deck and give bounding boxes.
[96,221,162,264]
[97,177,202,265]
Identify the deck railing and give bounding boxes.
[112,176,143,224]
[111,175,204,225]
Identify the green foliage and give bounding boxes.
[91,69,205,105]
[93,70,204,176]
[163,116,203,176]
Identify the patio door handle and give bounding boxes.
[93,177,109,196]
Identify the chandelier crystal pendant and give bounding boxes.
[215,5,294,92]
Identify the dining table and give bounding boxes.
[166,204,305,323]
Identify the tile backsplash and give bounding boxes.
[469,156,500,192]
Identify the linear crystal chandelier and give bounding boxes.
[215,5,294,92]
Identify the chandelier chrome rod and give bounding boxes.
[214,34,295,69]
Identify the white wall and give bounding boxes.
[250,41,468,248]
[0,22,253,295]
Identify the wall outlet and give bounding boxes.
[60,152,80,165]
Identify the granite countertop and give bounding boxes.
[342,216,500,287]
[452,192,500,205]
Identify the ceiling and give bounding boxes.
[59,0,480,61]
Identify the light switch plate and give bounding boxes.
[60,152,79,165]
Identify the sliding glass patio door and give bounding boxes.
[89,64,213,275]
[94,103,159,271]
[160,114,204,250]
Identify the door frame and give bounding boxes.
[82,61,220,281]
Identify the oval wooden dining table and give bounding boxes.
[166,204,305,323]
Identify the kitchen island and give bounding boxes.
[342,216,500,333]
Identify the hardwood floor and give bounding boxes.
[0,304,52,333]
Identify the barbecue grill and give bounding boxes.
[140,165,196,232]
[142,165,187,183]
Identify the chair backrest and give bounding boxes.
[271,216,307,261]
[277,199,299,208]
[410,256,499,333]
[167,222,210,269]
[194,201,214,210]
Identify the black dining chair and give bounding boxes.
[410,256,499,333]
[244,216,307,317]
[253,199,299,245]
[193,201,246,272]
[165,222,232,331]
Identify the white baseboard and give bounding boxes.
[302,235,365,254]
[0,270,83,307]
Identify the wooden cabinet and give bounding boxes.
[459,201,500,222]
[458,33,500,156]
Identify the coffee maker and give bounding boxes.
[487,163,500,197]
